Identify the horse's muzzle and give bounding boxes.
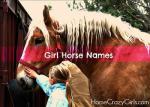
[20,77,28,88]
[17,76,35,90]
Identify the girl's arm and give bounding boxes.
[25,67,51,96]
[36,75,51,96]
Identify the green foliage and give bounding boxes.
[70,0,150,31]
[48,5,52,10]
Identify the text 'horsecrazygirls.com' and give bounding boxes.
[44,52,114,59]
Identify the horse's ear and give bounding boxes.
[43,5,52,26]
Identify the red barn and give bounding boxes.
[0,0,36,107]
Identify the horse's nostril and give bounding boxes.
[18,77,35,90]
[20,78,26,87]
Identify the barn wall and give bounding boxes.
[0,0,32,107]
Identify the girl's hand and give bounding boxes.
[25,67,39,78]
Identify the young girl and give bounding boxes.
[25,64,72,107]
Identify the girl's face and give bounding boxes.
[49,76,56,85]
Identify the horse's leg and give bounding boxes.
[8,79,33,107]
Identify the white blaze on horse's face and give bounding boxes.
[16,27,48,89]
[16,5,63,90]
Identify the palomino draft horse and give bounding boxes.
[17,6,150,107]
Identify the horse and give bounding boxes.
[16,5,150,107]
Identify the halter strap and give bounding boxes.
[19,59,40,73]
[19,35,63,74]
[19,58,57,74]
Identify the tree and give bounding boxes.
[69,0,150,32]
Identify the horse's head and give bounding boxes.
[16,6,65,90]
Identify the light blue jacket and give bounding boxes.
[36,75,68,107]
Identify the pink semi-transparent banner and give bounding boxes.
[19,45,150,62]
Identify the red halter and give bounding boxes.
[19,35,63,74]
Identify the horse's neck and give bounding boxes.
[72,37,143,79]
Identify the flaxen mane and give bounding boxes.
[62,11,150,53]
[27,11,150,53]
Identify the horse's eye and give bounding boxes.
[35,37,45,45]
